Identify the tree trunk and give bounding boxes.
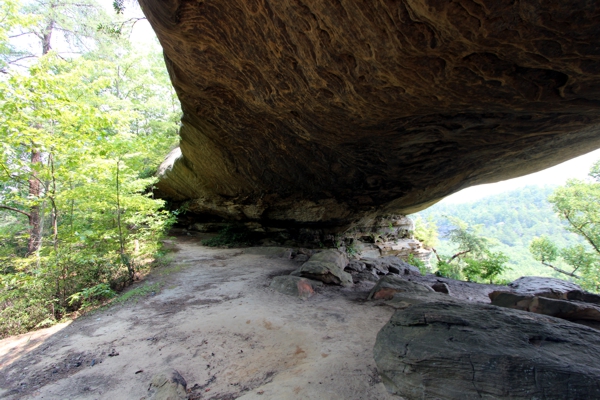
[27,15,54,256]
[42,19,54,55]
[27,150,43,256]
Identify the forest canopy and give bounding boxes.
[415,163,600,291]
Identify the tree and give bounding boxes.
[413,215,438,249]
[433,217,510,283]
[0,5,181,335]
[529,161,600,291]
[0,0,38,72]
[0,0,113,255]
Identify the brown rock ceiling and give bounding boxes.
[141,0,600,229]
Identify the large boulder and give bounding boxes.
[374,301,600,399]
[295,249,353,286]
[142,0,600,228]
[269,275,323,300]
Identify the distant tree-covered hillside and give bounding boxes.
[413,185,586,280]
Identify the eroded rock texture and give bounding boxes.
[142,0,600,228]
[374,301,600,399]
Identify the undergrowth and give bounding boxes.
[201,225,253,247]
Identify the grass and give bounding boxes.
[113,282,161,305]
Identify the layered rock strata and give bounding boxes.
[142,0,600,228]
[374,301,600,399]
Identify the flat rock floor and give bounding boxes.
[0,236,398,400]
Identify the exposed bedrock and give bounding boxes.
[141,0,600,229]
[374,301,600,399]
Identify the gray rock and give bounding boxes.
[379,256,421,276]
[374,302,600,400]
[296,250,352,286]
[345,260,366,272]
[430,282,450,294]
[508,276,582,298]
[490,291,600,329]
[147,369,187,400]
[387,290,463,309]
[367,275,433,300]
[567,290,600,304]
[361,258,388,275]
[189,222,228,233]
[243,247,294,258]
[297,248,314,257]
[355,270,380,283]
[270,275,323,299]
[293,254,309,263]
[309,249,349,269]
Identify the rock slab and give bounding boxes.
[490,291,600,330]
[508,276,582,298]
[374,302,600,400]
[367,276,433,300]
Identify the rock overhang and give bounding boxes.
[140,0,600,229]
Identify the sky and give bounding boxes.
[441,147,600,204]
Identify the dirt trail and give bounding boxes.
[0,236,397,399]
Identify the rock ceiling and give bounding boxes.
[140,0,600,229]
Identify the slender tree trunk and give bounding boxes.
[542,261,581,279]
[115,159,133,282]
[27,150,43,256]
[116,159,125,256]
[49,152,58,251]
[26,16,54,256]
[42,19,54,55]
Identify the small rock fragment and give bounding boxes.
[147,369,187,400]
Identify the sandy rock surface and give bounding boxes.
[0,237,396,400]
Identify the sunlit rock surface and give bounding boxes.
[141,0,600,229]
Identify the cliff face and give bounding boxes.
[141,0,600,229]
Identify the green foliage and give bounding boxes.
[67,283,116,308]
[407,253,428,275]
[462,251,510,283]
[444,216,490,258]
[435,260,462,280]
[345,240,359,258]
[529,236,558,264]
[415,185,587,280]
[527,164,600,292]
[413,216,438,249]
[201,225,253,247]
[113,282,160,305]
[431,217,510,283]
[0,3,181,337]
